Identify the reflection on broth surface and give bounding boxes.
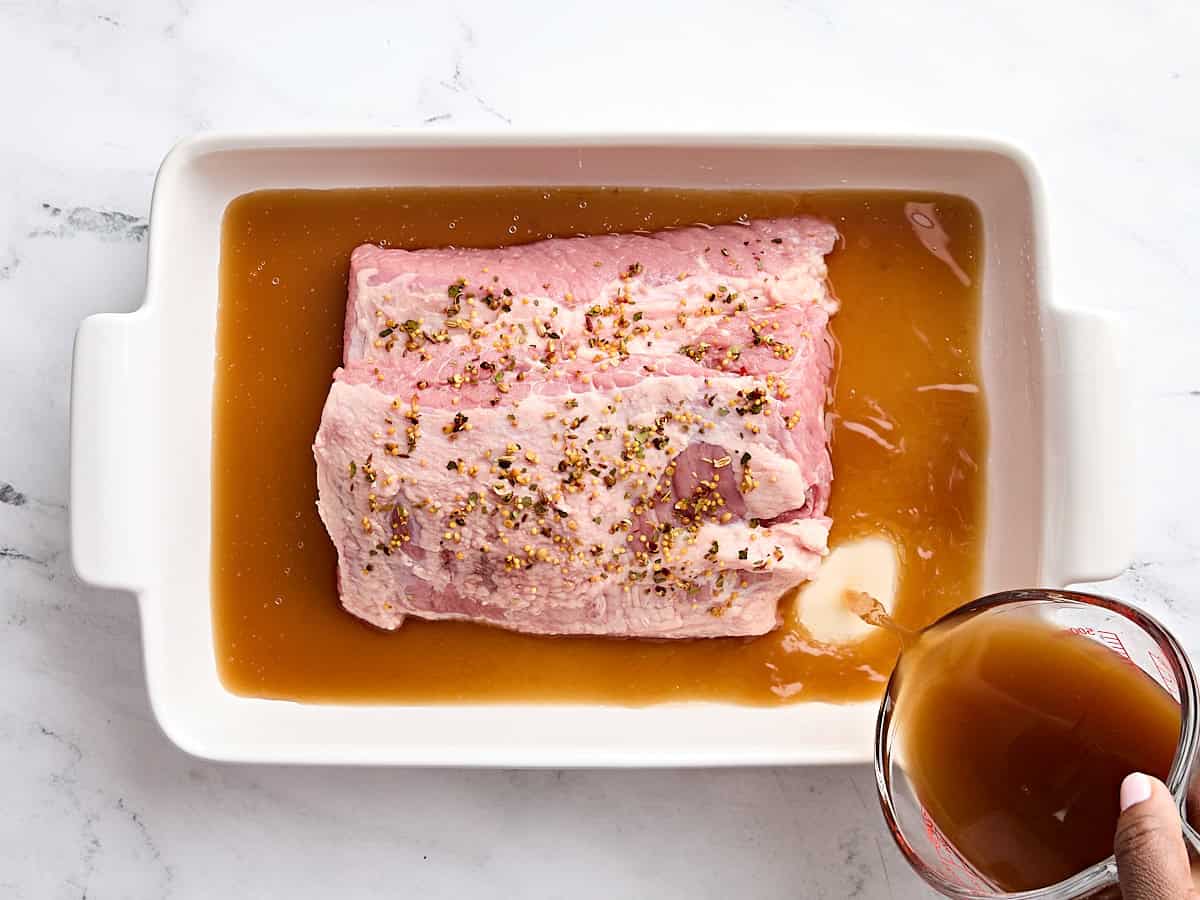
[213,188,986,705]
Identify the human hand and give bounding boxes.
[1115,773,1199,899]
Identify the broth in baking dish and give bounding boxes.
[213,188,985,704]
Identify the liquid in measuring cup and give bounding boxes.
[894,614,1181,893]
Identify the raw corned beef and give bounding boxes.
[314,217,839,637]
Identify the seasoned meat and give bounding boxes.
[315,218,838,636]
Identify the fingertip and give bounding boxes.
[1122,772,1154,812]
[1114,773,1191,900]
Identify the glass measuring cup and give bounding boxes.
[874,589,1200,899]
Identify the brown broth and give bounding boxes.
[898,615,1181,891]
[212,188,986,704]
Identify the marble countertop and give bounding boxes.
[2,1,1198,896]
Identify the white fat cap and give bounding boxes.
[792,535,900,644]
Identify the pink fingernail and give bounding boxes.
[1120,773,1153,811]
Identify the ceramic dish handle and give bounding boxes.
[70,312,153,591]
[1047,306,1133,586]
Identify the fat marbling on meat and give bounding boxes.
[314,217,839,637]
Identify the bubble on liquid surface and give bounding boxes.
[271,276,280,286]
[507,225,517,234]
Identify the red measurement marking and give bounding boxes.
[1068,626,1138,668]
[921,809,990,890]
[1095,630,1132,661]
[1148,647,1181,700]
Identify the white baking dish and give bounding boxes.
[69,133,1129,766]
